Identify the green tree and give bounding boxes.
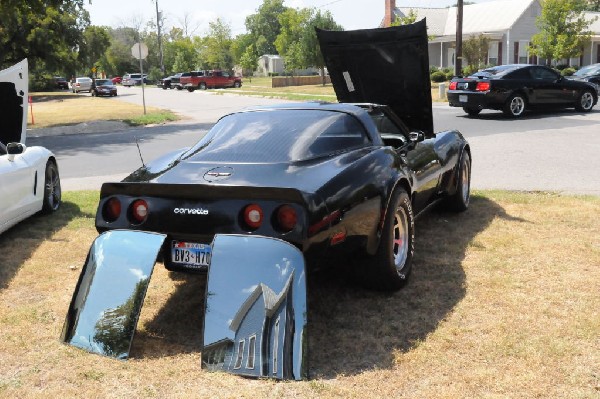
[462,34,490,71]
[301,10,343,85]
[203,18,233,70]
[530,0,597,63]
[0,0,89,75]
[245,0,288,55]
[275,8,312,73]
[585,0,600,10]
[391,9,418,26]
[79,26,111,76]
[239,45,258,81]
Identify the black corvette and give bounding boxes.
[62,20,471,379]
[93,20,470,291]
[448,64,598,117]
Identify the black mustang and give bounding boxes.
[93,20,470,291]
[448,64,598,117]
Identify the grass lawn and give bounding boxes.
[0,190,598,398]
[28,92,178,129]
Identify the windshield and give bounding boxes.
[574,64,600,76]
[183,110,370,163]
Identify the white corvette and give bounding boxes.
[0,59,61,234]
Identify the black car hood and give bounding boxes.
[0,59,28,144]
[316,19,433,135]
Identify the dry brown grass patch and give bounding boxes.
[0,191,598,398]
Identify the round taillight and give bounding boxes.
[103,197,121,222]
[130,199,149,224]
[243,204,263,230]
[276,205,297,232]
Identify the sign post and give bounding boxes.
[131,42,149,115]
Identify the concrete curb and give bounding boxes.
[27,120,130,138]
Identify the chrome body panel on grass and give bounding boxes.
[61,230,166,359]
[202,234,308,380]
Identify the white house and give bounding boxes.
[383,0,600,69]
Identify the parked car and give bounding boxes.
[122,73,148,87]
[1,59,61,235]
[447,64,598,117]
[180,70,242,91]
[71,76,93,93]
[158,73,183,90]
[53,76,69,90]
[566,63,600,94]
[91,79,118,97]
[111,76,122,84]
[61,20,470,381]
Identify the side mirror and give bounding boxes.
[7,142,25,161]
[409,131,425,143]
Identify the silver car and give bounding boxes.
[71,77,93,93]
[122,73,148,87]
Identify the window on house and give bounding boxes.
[272,318,280,375]
[246,335,256,369]
[234,339,245,369]
[519,41,529,64]
[488,42,499,66]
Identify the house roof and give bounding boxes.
[397,0,537,37]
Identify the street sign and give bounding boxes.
[131,43,148,60]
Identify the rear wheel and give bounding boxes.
[575,90,594,112]
[503,93,526,117]
[463,107,481,116]
[361,188,414,291]
[443,152,471,212]
[41,160,61,214]
[234,81,241,88]
[187,87,195,92]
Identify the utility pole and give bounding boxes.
[455,0,463,77]
[155,0,164,75]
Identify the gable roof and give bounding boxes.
[397,0,537,37]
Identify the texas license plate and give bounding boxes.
[171,241,211,267]
[459,95,468,102]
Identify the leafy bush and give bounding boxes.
[429,65,439,74]
[147,66,163,83]
[430,71,447,83]
[446,71,455,81]
[561,67,576,76]
[30,72,55,92]
[555,64,569,70]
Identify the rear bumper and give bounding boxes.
[447,91,492,109]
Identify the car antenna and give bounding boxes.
[134,136,146,168]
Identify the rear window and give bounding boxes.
[469,65,521,78]
[184,110,370,163]
[95,79,112,85]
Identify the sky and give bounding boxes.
[84,0,498,36]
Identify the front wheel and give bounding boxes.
[199,82,207,90]
[233,81,241,88]
[575,90,594,112]
[503,93,526,117]
[41,160,61,214]
[361,188,415,291]
[187,87,195,92]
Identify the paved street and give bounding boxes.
[28,86,600,195]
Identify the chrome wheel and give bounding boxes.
[461,156,471,205]
[580,92,594,111]
[44,162,61,212]
[392,205,409,272]
[509,96,525,116]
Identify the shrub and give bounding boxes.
[446,71,455,80]
[561,67,576,76]
[555,64,569,70]
[30,72,54,92]
[430,71,447,83]
[429,65,439,74]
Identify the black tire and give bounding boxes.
[41,160,61,214]
[176,86,183,90]
[199,82,207,90]
[162,86,168,90]
[503,93,526,117]
[234,81,241,88]
[575,90,594,112]
[187,87,195,92]
[463,107,481,116]
[443,151,471,212]
[361,188,415,291]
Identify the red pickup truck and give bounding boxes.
[180,70,242,92]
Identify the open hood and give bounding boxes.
[317,20,433,135]
[0,59,28,145]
